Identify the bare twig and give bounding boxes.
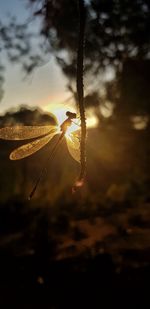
[72,0,86,192]
[76,0,86,184]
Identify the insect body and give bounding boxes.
[0,110,80,198]
[0,111,80,161]
[60,111,77,133]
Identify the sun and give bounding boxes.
[44,102,99,135]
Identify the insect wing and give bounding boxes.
[66,131,80,163]
[0,125,56,140]
[10,129,58,160]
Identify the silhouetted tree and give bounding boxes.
[1,1,150,90]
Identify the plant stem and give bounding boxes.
[77,0,86,181]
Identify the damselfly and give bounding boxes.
[0,111,80,199]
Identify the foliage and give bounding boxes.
[0,0,150,111]
[26,0,150,76]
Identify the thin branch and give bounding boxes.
[76,0,86,184]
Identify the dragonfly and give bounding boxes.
[0,111,80,199]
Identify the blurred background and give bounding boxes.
[0,0,150,306]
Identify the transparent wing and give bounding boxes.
[66,131,80,163]
[0,125,57,140]
[10,129,58,160]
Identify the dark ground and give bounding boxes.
[0,249,150,308]
[0,110,150,307]
[0,200,150,308]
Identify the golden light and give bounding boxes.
[44,102,75,123]
[65,122,80,137]
[86,114,99,128]
[43,103,79,140]
[100,100,114,118]
[44,103,99,131]
[86,107,99,128]
[131,115,149,130]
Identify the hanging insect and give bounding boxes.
[0,111,80,199]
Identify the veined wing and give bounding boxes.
[0,125,57,140]
[10,129,58,160]
[66,131,80,163]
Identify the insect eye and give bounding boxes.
[66,111,77,119]
[73,113,77,119]
[66,111,70,117]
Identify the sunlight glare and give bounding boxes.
[44,103,76,125]
[131,115,149,130]
[100,100,114,118]
[65,122,80,137]
[44,103,99,136]
[86,108,99,128]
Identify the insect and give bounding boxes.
[0,111,80,199]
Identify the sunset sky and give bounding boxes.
[0,0,70,115]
